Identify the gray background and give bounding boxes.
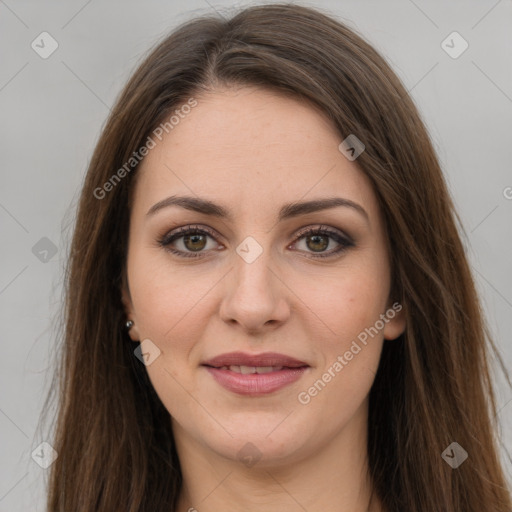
[1,0,511,509]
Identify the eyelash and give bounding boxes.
[158,224,354,260]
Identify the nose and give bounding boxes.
[219,242,290,334]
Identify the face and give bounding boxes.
[123,86,405,467]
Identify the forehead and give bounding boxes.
[133,86,378,222]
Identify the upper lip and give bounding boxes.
[202,351,309,368]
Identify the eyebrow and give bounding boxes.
[146,195,369,223]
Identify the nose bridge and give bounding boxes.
[219,232,290,330]
[232,233,275,296]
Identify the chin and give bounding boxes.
[199,415,314,468]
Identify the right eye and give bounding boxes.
[158,225,223,258]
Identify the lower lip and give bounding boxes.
[204,366,309,395]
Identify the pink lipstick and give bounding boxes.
[202,351,310,396]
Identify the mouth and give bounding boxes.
[210,364,291,374]
[201,351,310,396]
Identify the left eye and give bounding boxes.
[292,230,342,255]
[158,225,353,259]
[290,226,354,259]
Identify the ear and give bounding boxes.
[121,279,140,342]
[382,300,406,341]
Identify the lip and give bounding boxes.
[202,351,308,368]
[202,351,310,396]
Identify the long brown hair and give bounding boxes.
[41,3,511,510]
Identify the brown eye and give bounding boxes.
[292,226,354,259]
[182,233,208,252]
[305,234,329,252]
[159,224,354,260]
[159,225,220,258]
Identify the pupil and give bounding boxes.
[185,234,206,251]
[308,234,328,252]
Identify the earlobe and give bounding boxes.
[125,319,140,341]
[382,301,406,341]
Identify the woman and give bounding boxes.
[43,3,511,511]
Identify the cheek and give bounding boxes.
[292,259,390,345]
[291,255,389,406]
[127,254,217,408]
[295,269,387,428]
[128,246,219,341]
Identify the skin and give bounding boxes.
[123,86,406,512]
